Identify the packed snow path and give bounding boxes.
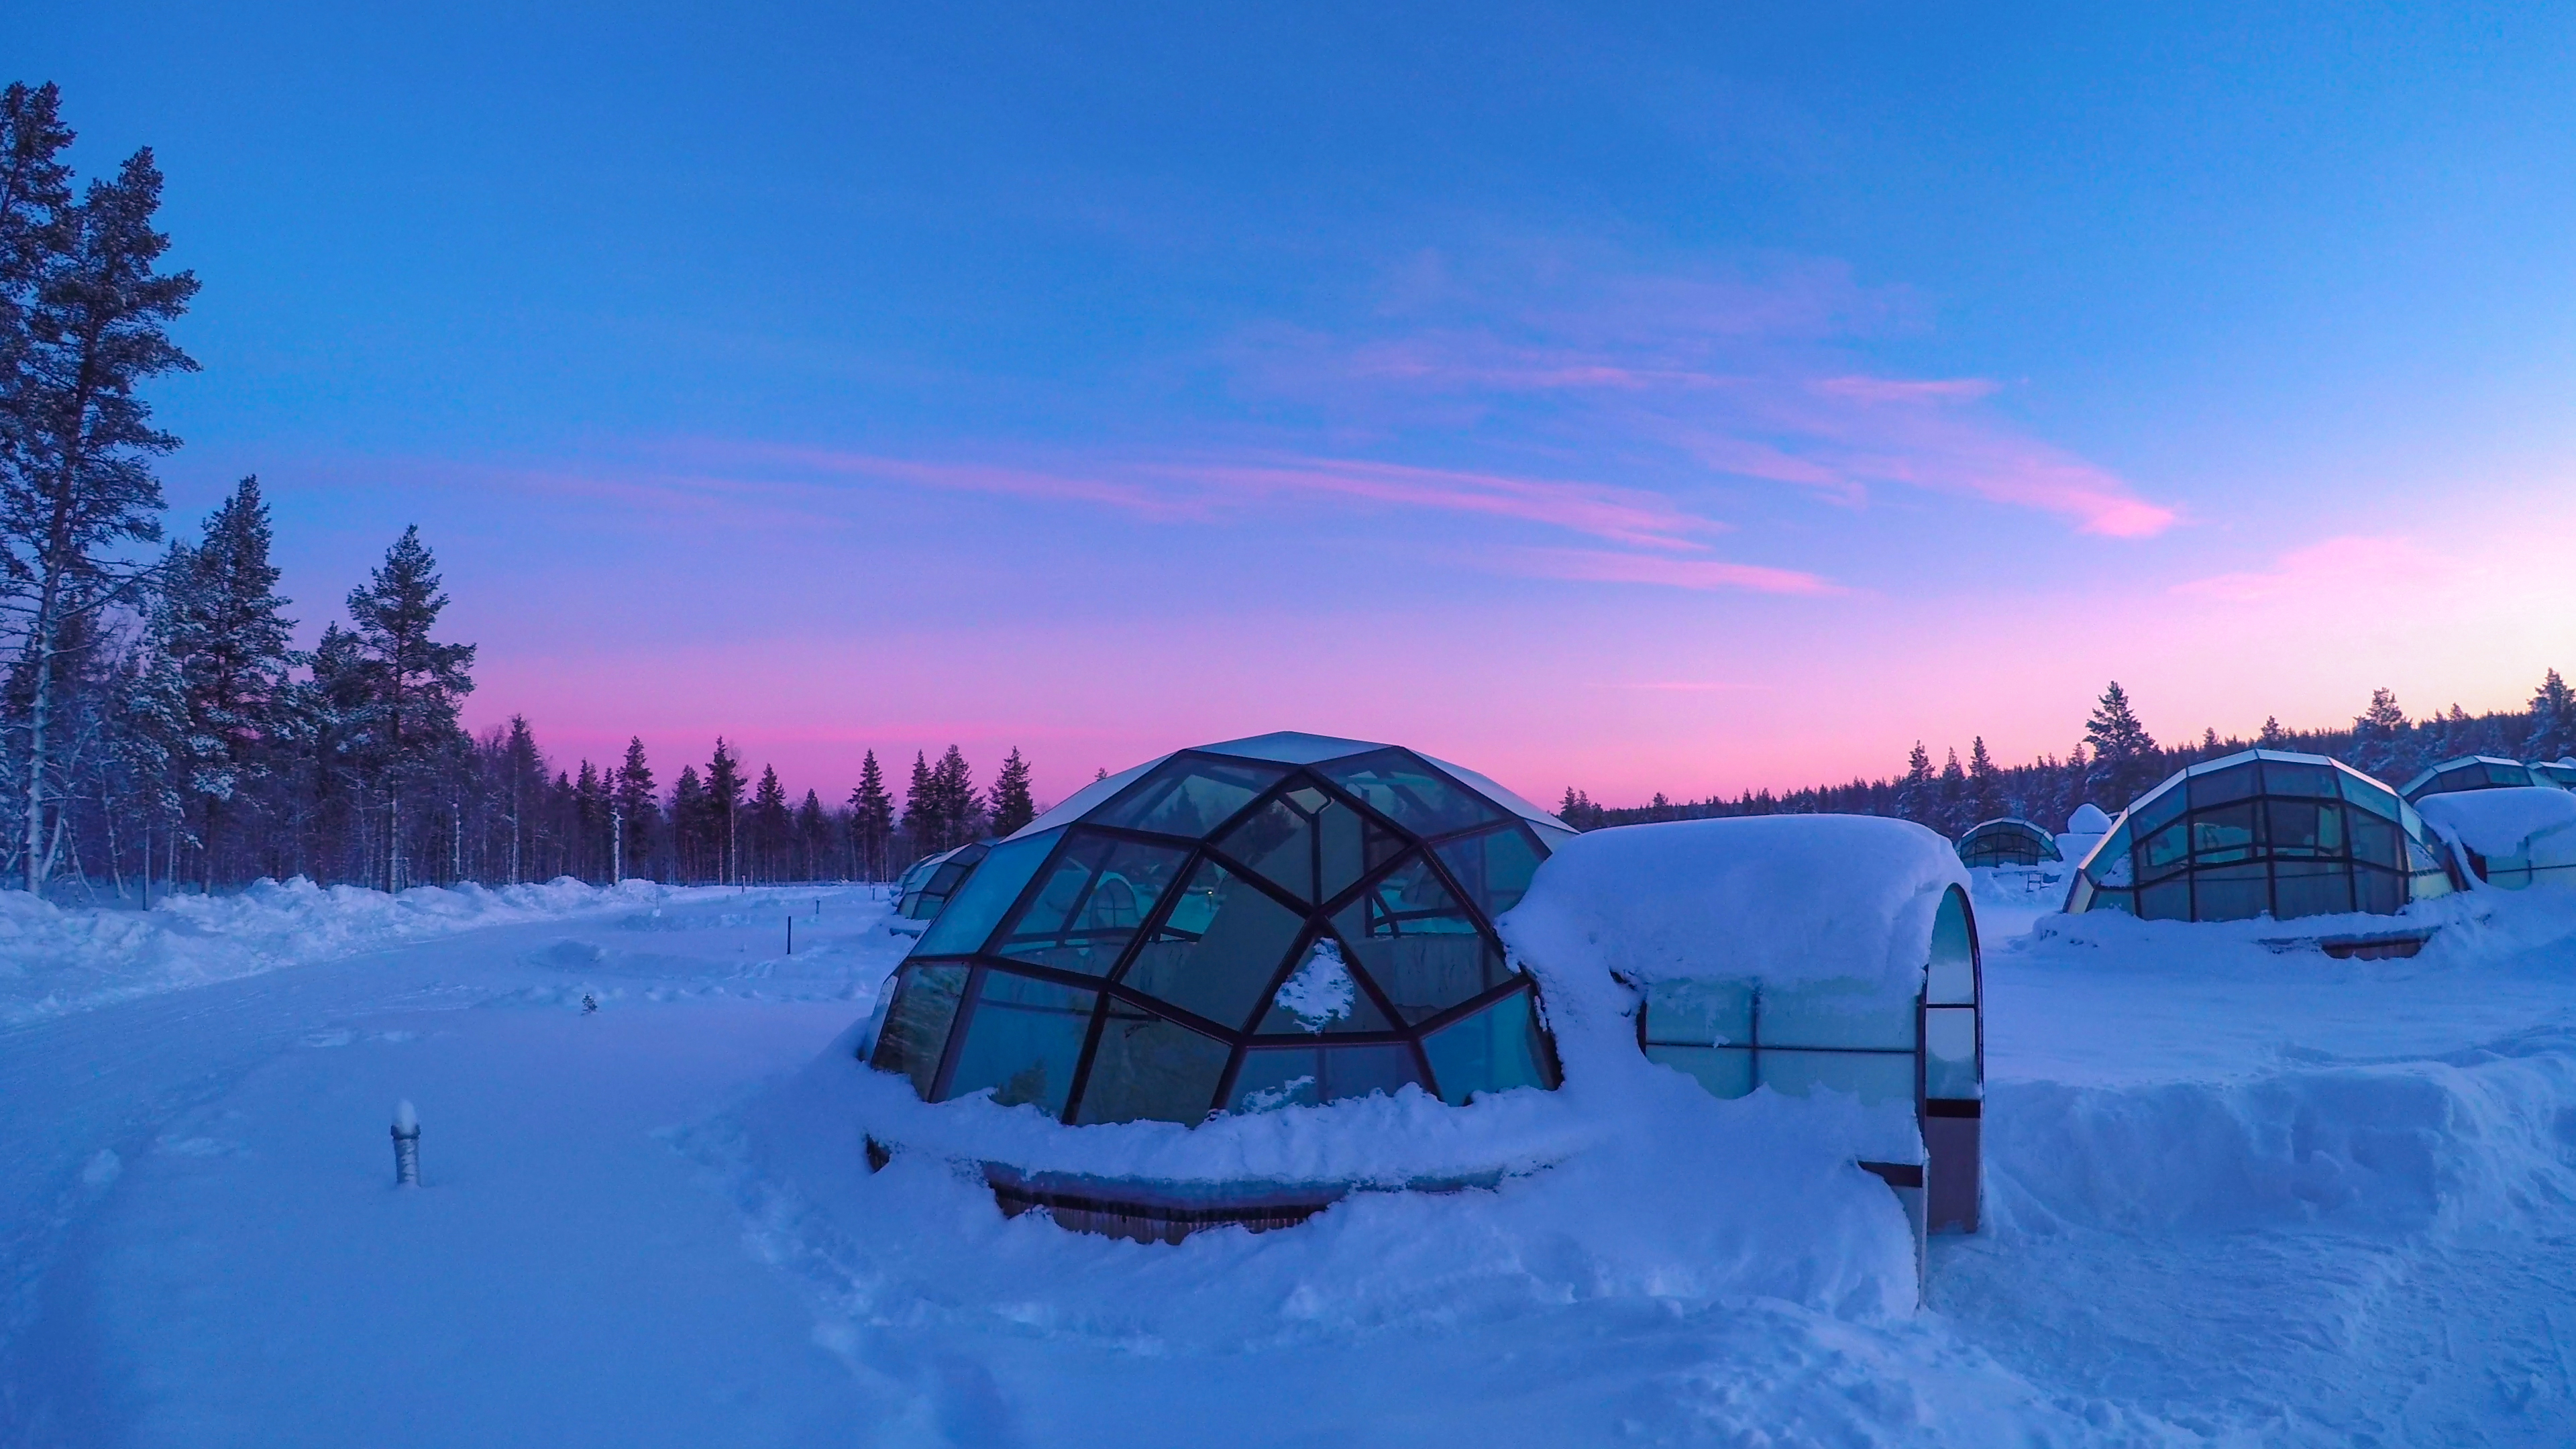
[2,879,2574,1445]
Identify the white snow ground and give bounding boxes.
[2,871,2573,1446]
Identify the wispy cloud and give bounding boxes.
[1228,254,2178,539]
[1490,545,1842,596]
[2174,535,2438,602]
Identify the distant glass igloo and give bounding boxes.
[1953,817,2061,869]
[2066,749,2457,921]
[868,733,1571,1126]
[2401,755,2538,804]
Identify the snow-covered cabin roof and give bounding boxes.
[1501,815,1968,999]
[2416,786,2576,862]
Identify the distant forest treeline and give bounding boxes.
[1556,676,2576,838]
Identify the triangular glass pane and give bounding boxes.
[1254,933,1395,1035]
[1085,755,1286,840]
[1214,797,1316,902]
[1316,749,1500,839]
[1120,857,1307,1030]
[994,830,1191,976]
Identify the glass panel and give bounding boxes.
[1316,749,1501,838]
[2355,866,2406,914]
[1924,1005,1978,1099]
[1254,934,1395,1034]
[993,831,1191,975]
[2263,800,2343,860]
[1643,977,1754,1045]
[2065,876,2097,912]
[2088,826,2135,886]
[1758,1049,1915,1106]
[941,971,1095,1116]
[2137,879,2188,920]
[2090,886,2135,914]
[1073,1008,1232,1124]
[1316,796,1368,904]
[2349,815,2402,869]
[2188,764,2262,809]
[1761,979,1917,1052]
[2271,861,2353,920]
[1422,988,1553,1104]
[1646,1043,1755,1099]
[2191,804,2259,865]
[1434,825,1545,922]
[1121,858,1307,1030]
[2408,865,2455,902]
[1334,895,1507,1024]
[2265,761,2340,798]
[2341,772,2402,818]
[2126,786,2186,839]
[2194,863,2270,922]
[1927,889,1976,1006]
[913,830,1060,957]
[2140,822,2190,878]
[1228,1043,1426,1110]
[867,965,966,1099]
[1214,796,1315,902]
[1086,755,1286,839]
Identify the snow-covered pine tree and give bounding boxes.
[705,738,745,884]
[0,130,197,892]
[847,749,894,880]
[1895,741,1934,825]
[2528,669,2576,761]
[339,527,474,890]
[2259,715,2286,747]
[152,476,297,888]
[987,747,1035,837]
[669,764,709,881]
[794,788,828,881]
[1966,737,2001,821]
[2349,688,2408,780]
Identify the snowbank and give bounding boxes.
[0,876,681,1024]
[2419,786,2576,864]
[1500,814,1967,997]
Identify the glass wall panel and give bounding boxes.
[2141,821,2190,878]
[2265,799,2344,858]
[2265,761,2340,798]
[1228,1043,1424,1110]
[2194,863,2270,922]
[2270,861,2354,920]
[2355,867,2406,914]
[2188,765,2262,809]
[994,832,1191,976]
[941,972,1095,1115]
[1759,1050,1915,1105]
[1928,890,1976,1006]
[1421,988,1552,1104]
[1316,750,1501,838]
[2089,885,2135,914]
[1643,977,1754,1046]
[2191,804,2260,865]
[869,965,967,1099]
[1074,1009,1232,1124]
[1315,796,1368,904]
[2137,879,2188,920]
[914,830,1060,957]
[2090,830,2136,886]
[1214,797,1315,902]
[1924,1006,1978,1099]
[2341,773,2402,817]
[1122,858,1307,1029]
[1762,979,1918,1051]
[1087,756,1285,839]
[1434,825,1545,920]
[1333,892,1505,1023]
[1645,1044,1755,1098]
[2127,787,2188,839]
[2349,815,2402,869]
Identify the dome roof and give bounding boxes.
[867,735,1571,1128]
[1955,817,2061,868]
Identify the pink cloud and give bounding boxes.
[1493,546,1843,596]
[2174,536,2440,602]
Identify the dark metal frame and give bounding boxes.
[877,745,1564,1123]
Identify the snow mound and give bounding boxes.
[1501,814,1966,997]
[0,876,678,1023]
[2418,786,2576,861]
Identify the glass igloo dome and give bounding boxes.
[1954,817,2061,869]
[869,733,1572,1125]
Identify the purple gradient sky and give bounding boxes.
[14,2,2576,810]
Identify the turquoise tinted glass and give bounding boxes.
[1087,755,1285,839]
[1316,750,1500,837]
[1422,988,1553,1104]
[1645,1044,1756,1099]
[1073,1009,1232,1124]
[1434,824,1546,920]
[869,965,967,1099]
[941,971,1095,1115]
[913,830,1059,957]
[1122,858,1309,1030]
[1214,796,1316,901]
[994,830,1190,975]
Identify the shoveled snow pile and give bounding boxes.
[0,875,678,1024]
[2420,786,2576,862]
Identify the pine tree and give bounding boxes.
[612,736,655,881]
[499,714,542,883]
[152,476,295,886]
[670,764,709,881]
[705,738,744,883]
[987,747,1035,836]
[1895,741,1935,825]
[1,129,198,891]
[2259,715,2287,747]
[847,748,894,881]
[1937,747,1968,835]
[749,764,789,883]
[1965,736,2001,822]
[794,788,828,881]
[2083,682,2157,808]
[341,527,474,890]
[2350,687,2408,778]
[2528,669,2576,761]
[932,745,978,848]
[901,749,935,851]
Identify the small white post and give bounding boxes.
[392,1099,421,1187]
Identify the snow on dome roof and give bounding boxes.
[2417,786,2576,860]
[1501,814,1968,999]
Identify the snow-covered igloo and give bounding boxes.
[2418,786,2576,892]
[1954,816,2061,869]
[2066,750,2458,922]
[2401,755,2538,804]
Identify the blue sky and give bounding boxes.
[13,1,2575,804]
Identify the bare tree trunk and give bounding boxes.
[21,608,54,894]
